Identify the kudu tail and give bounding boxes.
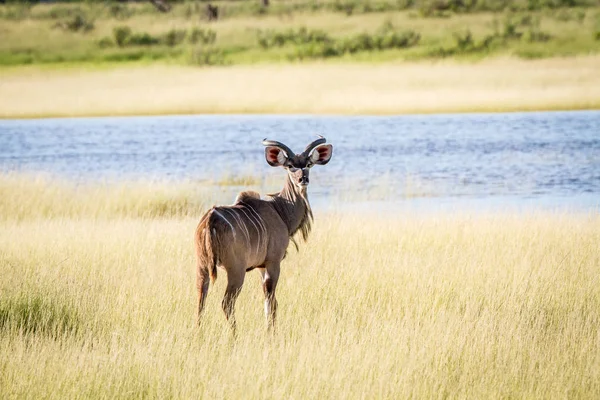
[195,211,219,284]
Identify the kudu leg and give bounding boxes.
[222,269,245,333]
[261,263,280,331]
[196,266,210,325]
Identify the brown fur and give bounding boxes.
[235,190,261,203]
[194,139,332,331]
[195,210,223,284]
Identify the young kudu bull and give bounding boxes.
[195,137,333,331]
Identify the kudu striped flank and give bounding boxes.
[195,137,333,331]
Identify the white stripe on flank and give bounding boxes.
[213,209,236,238]
[239,207,262,256]
[224,208,250,245]
[246,205,267,236]
[245,205,268,252]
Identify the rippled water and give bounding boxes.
[1,111,599,211]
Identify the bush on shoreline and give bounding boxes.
[425,12,553,58]
[107,26,217,48]
[257,23,421,60]
[52,11,94,32]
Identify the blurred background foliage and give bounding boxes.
[0,0,598,66]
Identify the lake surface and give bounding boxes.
[1,111,599,212]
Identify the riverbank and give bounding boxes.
[1,56,599,118]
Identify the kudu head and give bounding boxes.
[262,136,333,190]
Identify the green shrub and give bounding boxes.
[552,0,578,7]
[373,22,421,49]
[419,0,477,17]
[428,14,553,59]
[128,32,160,46]
[504,14,552,42]
[54,12,94,32]
[290,23,420,59]
[70,13,94,32]
[515,48,546,58]
[113,26,132,47]
[293,42,341,60]
[329,0,412,16]
[257,27,331,49]
[297,27,330,44]
[524,25,552,42]
[502,16,524,38]
[252,2,270,15]
[112,26,163,47]
[163,29,187,47]
[454,30,474,50]
[347,33,374,52]
[477,0,511,12]
[259,22,420,60]
[109,3,133,20]
[97,37,114,48]
[189,28,217,45]
[332,0,358,16]
[479,33,500,49]
[337,23,420,54]
[518,14,534,25]
[190,47,226,66]
[102,50,146,63]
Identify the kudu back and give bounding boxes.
[195,137,333,331]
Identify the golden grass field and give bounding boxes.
[1,56,600,118]
[1,176,599,398]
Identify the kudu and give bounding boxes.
[195,137,333,331]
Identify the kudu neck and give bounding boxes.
[281,173,307,200]
[271,174,313,239]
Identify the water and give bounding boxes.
[1,111,599,212]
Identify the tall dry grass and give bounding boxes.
[0,174,214,220]
[1,176,599,398]
[1,56,600,118]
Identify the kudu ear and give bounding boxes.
[309,144,333,166]
[265,146,289,167]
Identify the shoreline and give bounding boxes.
[2,104,600,121]
[1,57,599,119]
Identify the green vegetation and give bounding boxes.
[0,0,599,67]
[1,175,599,397]
[257,23,421,60]
[0,294,81,338]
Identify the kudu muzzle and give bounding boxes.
[292,168,310,187]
